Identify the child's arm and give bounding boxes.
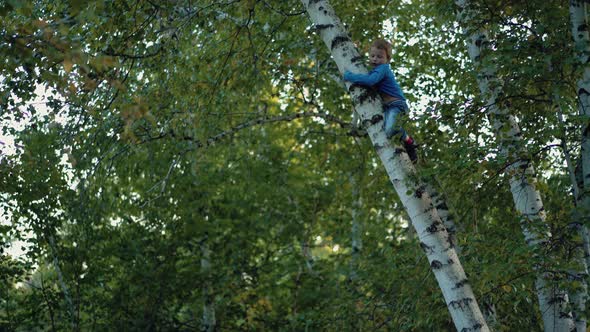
[343,66,386,86]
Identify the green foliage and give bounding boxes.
[0,0,588,330]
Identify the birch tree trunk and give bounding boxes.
[301,1,488,330]
[568,3,590,330]
[554,95,582,202]
[200,237,216,332]
[570,0,590,250]
[349,109,364,281]
[554,92,589,332]
[349,169,363,281]
[426,183,459,252]
[301,240,316,274]
[456,1,575,331]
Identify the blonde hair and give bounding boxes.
[371,39,392,60]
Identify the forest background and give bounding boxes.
[1,0,589,331]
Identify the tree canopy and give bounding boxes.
[1,0,587,330]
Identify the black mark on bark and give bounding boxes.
[331,35,351,50]
[447,234,456,248]
[460,323,484,332]
[355,88,379,105]
[414,185,426,198]
[360,113,382,130]
[426,221,443,234]
[454,279,468,289]
[449,297,474,309]
[548,293,568,305]
[420,242,434,254]
[430,260,443,269]
[351,56,363,64]
[369,113,383,125]
[315,24,334,31]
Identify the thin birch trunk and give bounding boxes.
[555,95,581,202]
[349,170,363,281]
[301,1,489,330]
[570,0,590,208]
[554,93,589,332]
[570,276,588,332]
[456,1,575,330]
[200,237,215,332]
[350,106,364,281]
[301,240,316,274]
[568,3,590,330]
[47,235,76,331]
[570,0,590,248]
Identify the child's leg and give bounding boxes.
[384,106,406,139]
[384,105,417,162]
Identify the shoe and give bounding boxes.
[402,139,418,163]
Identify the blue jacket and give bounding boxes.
[344,64,407,108]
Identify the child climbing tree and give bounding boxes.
[300,0,489,330]
[343,39,418,163]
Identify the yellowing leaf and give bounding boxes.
[83,78,98,91]
[502,285,511,292]
[102,56,117,67]
[63,59,73,73]
[33,20,47,28]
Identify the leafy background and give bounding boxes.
[0,0,586,330]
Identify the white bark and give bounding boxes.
[426,183,459,252]
[555,93,589,332]
[349,170,363,281]
[555,95,581,201]
[301,1,489,330]
[569,3,590,330]
[570,0,590,237]
[570,276,588,332]
[349,108,364,281]
[301,241,316,274]
[200,237,215,332]
[456,1,575,331]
